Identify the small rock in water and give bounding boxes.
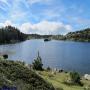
[3,54,8,59]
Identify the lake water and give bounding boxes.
[0,39,90,74]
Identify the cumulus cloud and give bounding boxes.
[0,20,12,27]
[0,20,72,35]
[4,20,12,26]
[0,20,18,28]
[20,20,72,35]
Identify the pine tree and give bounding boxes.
[32,51,43,70]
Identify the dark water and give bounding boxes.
[0,39,90,74]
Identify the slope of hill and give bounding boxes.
[0,57,54,90]
[66,28,90,42]
[0,26,27,44]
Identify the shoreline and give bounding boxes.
[0,58,90,90]
[0,53,89,75]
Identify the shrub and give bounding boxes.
[69,72,80,84]
[84,85,90,90]
[32,52,43,71]
[47,66,51,71]
[48,73,54,78]
[55,87,63,90]
[64,71,83,86]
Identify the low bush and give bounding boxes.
[55,87,63,90]
[0,59,55,90]
[63,71,83,86]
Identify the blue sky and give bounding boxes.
[0,0,90,34]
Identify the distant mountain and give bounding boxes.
[0,26,27,44]
[66,28,90,42]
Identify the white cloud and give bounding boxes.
[27,0,51,5]
[0,20,72,35]
[19,20,72,34]
[0,20,17,28]
[0,0,10,11]
[9,0,27,21]
[0,20,12,27]
[0,5,7,11]
[10,11,28,20]
[0,0,9,6]
[4,20,12,26]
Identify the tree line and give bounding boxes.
[0,26,90,44]
[0,26,27,44]
[28,28,90,42]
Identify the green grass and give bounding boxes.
[37,71,90,90]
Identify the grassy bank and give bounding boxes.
[37,71,90,90]
[0,54,90,90]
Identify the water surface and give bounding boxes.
[0,39,90,74]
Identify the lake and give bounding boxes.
[0,39,90,74]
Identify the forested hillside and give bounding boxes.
[28,28,90,42]
[0,26,27,44]
[66,28,90,42]
[0,26,90,44]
